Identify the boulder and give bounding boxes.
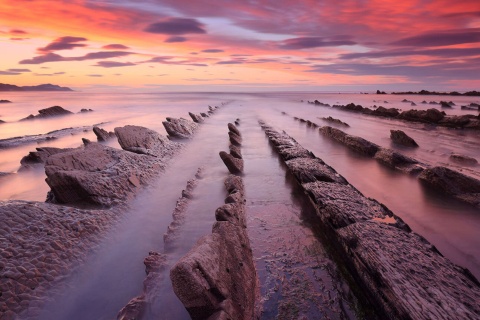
[80,108,94,113]
[319,126,380,157]
[440,101,453,108]
[219,151,243,175]
[0,99,12,103]
[200,112,209,118]
[373,148,424,175]
[449,154,478,166]
[19,147,74,171]
[162,117,198,139]
[20,106,73,120]
[390,130,418,147]
[371,106,400,117]
[114,125,177,157]
[93,126,115,142]
[189,112,204,123]
[397,108,445,123]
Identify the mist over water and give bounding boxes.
[1,91,479,319]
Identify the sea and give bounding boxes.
[1,91,479,319]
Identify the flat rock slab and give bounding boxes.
[319,126,380,157]
[373,148,424,175]
[19,147,75,171]
[337,221,480,319]
[114,125,177,157]
[286,157,348,184]
[163,117,198,139]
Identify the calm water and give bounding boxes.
[1,91,479,319]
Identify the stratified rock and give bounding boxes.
[390,130,419,147]
[397,108,445,123]
[319,116,350,127]
[219,151,243,174]
[163,117,198,139]
[117,296,146,320]
[200,112,209,118]
[229,144,242,159]
[80,108,93,113]
[20,106,73,120]
[114,125,177,157]
[228,131,242,147]
[319,126,380,157]
[93,126,115,142]
[19,147,74,171]
[450,153,478,166]
[286,157,348,184]
[373,148,424,174]
[189,112,204,123]
[418,166,480,207]
[439,114,476,128]
[440,101,453,108]
[371,106,400,117]
[228,123,240,136]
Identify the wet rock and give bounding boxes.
[418,166,480,207]
[440,101,454,108]
[117,296,146,320]
[286,158,348,184]
[93,126,115,142]
[397,108,445,123]
[219,151,243,175]
[201,112,209,118]
[319,126,380,157]
[228,123,240,136]
[20,106,73,121]
[371,106,400,117]
[114,125,177,157]
[163,117,198,139]
[189,112,204,123]
[19,147,74,171]
[80,108,93,113]
[0,99,12,103]
[374,149,424,174]
[390,130,418,147]
[319,116,349,127]
[262,126,314,160]
[439,114,476,128]
[228,131,242,147]
[337,221,480,319]
[229,144,242,159]
[450,153,478,166]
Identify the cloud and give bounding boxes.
[0,68,30,75]
[144,56,208,66]
[164,36,187,43]
[144,17,206,35]
[279,36,356,49]
[88,74,104,77]
[202,49,224,53]
[216,60,245,65]
[8,68,31,72]
[10,37,28,41]
[340,47,480,60]
[10,29,27,35]
[38,36,88,53]
[391,29,480,47]
[34,71,66,76]
[94,61,136,68]
[102,44,130,50]
[19,51,132,64]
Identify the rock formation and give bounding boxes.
[220,123,244,174]
[319,126,380,157]
[260,122,480,319]
[19,147,74,171]
[114,125,178,157]
[162,117,198,139]
[319,116,349,127]
[189,112,204,123]
[20,106,73,121]
[449,153,478,166]
[390,130,418,147]
[93,126,115,142]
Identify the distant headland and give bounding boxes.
[0,83,73,92]
[376,89,480,96]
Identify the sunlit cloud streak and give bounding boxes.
[19,51,133,64]
[144,17,206,35]
[38,36,88,53]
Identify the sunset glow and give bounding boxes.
[1,0,480,91]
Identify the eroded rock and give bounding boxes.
[163,117,198,139]
[449,153,478,166]
[219,151,243,175]
[319,126,380,157]
[189,112,204,123]
[93,126,115,142]
[20,106,73,121]
[19,147,74,171]
[114,125,177,157]
[390,130,419,147]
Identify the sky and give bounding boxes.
[1,0,480,92]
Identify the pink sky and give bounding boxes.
[1,0,479,91]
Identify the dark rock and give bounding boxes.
[200,112,209,118]
[82,138,91,145]
[411,102,417,106]
[229,144,242,159]
[228,131,242,146]
[319,126,380,157]
[19,147,74,171]
[93,126,115,142]
[371,106,400,117]
[397,108,445,123]
[286,158,348,184]
[162,117,198,139]
[390,130,419,147]
[227,123,240,136]
[450,154,478,166]
[80,108,93,113]
[189,112,204,123]
[0,99,11,103]
[374,149,424,175]
[0,119,4,123]
[319,116,349,127]
[117,296,146,320]
[440,101,453,108]
[438,115,474,128]
[219,151,243,174]
[114,125,176,157]
[20,106,73,120]
[376,90,386,94]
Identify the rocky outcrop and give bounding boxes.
[162,117,198,139]
[45,126,181,207]
[19,147,74,171]
[319,126,380,157]
[117,252,167,320]
[93,126,115,142]
[390,130,418,147]
[260,122,480,319]
[20,106,73,121]
[189,112,204,123]
[0,200,119,320]
[80,108,93,113]
[319,116,349,127]
[0,99,12,103]
[373,148,424,174]
[219,151,243,175]
[397,108,445,123]
[220,123,244,174]
[418,166,480,208]
[449,153,478,166]
[170,174,256,320]
[372,106,400,117]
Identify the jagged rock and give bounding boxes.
[374,149,424,174]
[286,157,348,184]
[418,166,480,207]
[439,114,476,128]
[397,108,445,123]
[20,106,73,120]
[80,108,94,113]
[0,99,12,103]
[228,131,242,146]
[162,117,198,139]
[114,125,177,157]
[450,154,478,166]
[229,144,242,159]
[117,296,146,320]
[189,112,204,123]
[319,116,349,127]
[440,101,453,108]
[200,112,209,118]
[219,151,243,174]
[263,127,314,160]
[371,106,400,117]
[93,126,115,142]
[82,138,91,145]
[390,130,419,147]
[319,126,380,157]
[19,147,74,171]
[227,123,240,136]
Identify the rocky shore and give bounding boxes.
[259,122,480,319]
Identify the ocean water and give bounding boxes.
[1,91,479,319]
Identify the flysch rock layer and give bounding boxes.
[220,123,244,174]
[93,126,115,142]
[259,121,480,320]
[20,106,73,121]
[0,200,120,320]
[171,123,256,320]
[162,117,198,139]
[45,126,182,207]
[19,147,75,171]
